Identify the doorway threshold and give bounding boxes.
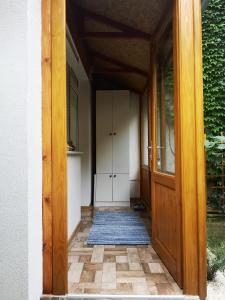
[41,294,199,300]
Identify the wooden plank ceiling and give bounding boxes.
[67,0,171,93]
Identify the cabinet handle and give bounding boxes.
[109,133,112,136]
[109,174,112,178]
[113,132,116,135]
[113,174,116,178]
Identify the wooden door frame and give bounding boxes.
[42,0,68,295]
[42,0,206,298]
[174,0,207,298]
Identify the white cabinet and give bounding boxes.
[113,174,130,202]
[95,90,130,207]
[96,91,113,174]
[95,174,113,202]
[113,91,130,173]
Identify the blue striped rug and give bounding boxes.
[87,211,150,245]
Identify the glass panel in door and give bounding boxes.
[156,29,175,174]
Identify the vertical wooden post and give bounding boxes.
[193,1,207,299]
[174,0,206,298]
[51,0,68,294]
[42,0,53,294]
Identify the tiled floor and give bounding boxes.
[68,206,183,296]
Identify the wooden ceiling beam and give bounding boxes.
[94,74,142,94]
[80,32,150,39]
[152,3,172,43]
[78,6,151,41]
[92,51,148,77]
[67,2,92,77]
[93,67,143,74]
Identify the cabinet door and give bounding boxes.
[113,91,130,173]
[96,174,113,202]
[113,174,130,202]
[96,91,113,173]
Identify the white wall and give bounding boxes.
[142,89,149,166]
[67,154,82,239]
[129,92,140,198]
[79,81,92,206]
[66,35,92,207]
[0,1,42,300]
[27,1,42,299]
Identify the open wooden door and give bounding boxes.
[150,18,182,287]
[149,2,207,297]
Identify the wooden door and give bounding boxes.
[96,90,113,173]
[112,90,130,174]
[150,21,182,287]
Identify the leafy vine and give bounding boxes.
[202,0,225,136]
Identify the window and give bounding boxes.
[67,64,79,151]
[156,24,175,174]
[142,90,149,166]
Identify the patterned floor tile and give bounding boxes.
[102,262,116,283]
[91,245,104,263]
[116,263,129,271]
[68,205,183,296]
[116,255,128,263]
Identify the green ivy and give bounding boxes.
[205,135,225,209]
[202,0,225,136]
[202,0,225,209]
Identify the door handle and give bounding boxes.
[148,146,165,149]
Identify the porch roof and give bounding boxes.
[67,0,205,94]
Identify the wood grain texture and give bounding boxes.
[152,172,175,190]
[173,0,183,290]
[140,166,151,211]
[42,0,52,293]
[51,0,68,294]
[174,0,206,297]
[150,16,182,287]
[153,182,177,277]
[193,1,207,298]
[175,0,198,294]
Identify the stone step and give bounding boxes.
[41,294,199,300]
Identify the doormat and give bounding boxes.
[87,211,150,245]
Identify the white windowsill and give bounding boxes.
[67,151,83,156]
